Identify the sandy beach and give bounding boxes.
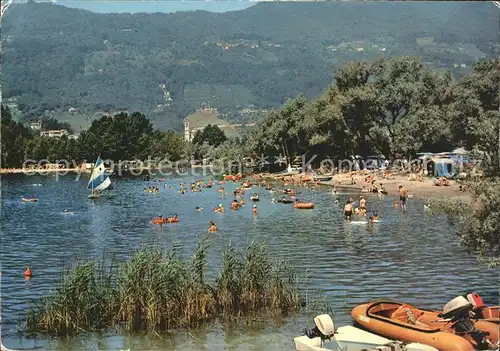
[261,170,471,202]
[0,168,80,175]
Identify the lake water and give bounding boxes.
[1,173,497,350]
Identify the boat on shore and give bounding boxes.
[277,164,301,176]
[294,314,438,351]
[313,175,333,182]
[351,297,499,351]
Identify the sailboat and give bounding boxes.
[88,156,112,199]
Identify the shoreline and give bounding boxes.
[261,171,472,202]
[0,168,81,175]
[1,167,472,202]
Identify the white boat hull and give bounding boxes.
[295,325,438,351]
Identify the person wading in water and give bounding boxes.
[344,200,353,220]
[399,185,409,212]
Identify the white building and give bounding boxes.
[40,129,69,138]
[29,122,42,131]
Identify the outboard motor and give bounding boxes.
[441,296,493,350]
[302,314,336,342]
[465,292,486,315]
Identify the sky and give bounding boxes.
[50,0,255,14]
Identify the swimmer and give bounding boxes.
[369,212,380,223]
[252,204,257,215]
[231,200,239,210]
[195,207,202,212]
[208,221,218,232]
[214,204,225,213]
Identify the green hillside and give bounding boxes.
[1,1,498,130]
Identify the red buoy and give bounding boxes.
[24,267,32,278]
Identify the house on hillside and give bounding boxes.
[39,129,69,138]
[29,121,42,131]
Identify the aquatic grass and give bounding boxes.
[215,241,300,317]
[26,239,301,336]
[26,262,116,335]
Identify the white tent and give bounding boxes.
[452,147,468,155]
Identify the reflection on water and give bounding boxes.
[1,174,497,350]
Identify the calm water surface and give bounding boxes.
[1,173,497,350]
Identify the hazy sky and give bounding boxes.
[53,0,255,14]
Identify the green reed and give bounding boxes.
[26,238,301,336]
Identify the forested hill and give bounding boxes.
[2,1,498,130]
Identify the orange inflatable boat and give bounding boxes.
[152,217,179,224]
[293,202,314,209]
[352,298,499,351]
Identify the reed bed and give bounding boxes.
[26,239,301,336]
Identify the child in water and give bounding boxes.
[208,221,218,232]
[369,212,380,223]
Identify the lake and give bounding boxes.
[1,173,497,350]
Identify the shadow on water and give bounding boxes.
[1,174,497,350]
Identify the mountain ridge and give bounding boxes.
[2,1,498,130]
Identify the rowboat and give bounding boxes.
[276,198,293,204]
[351,297,499,350]
[313,175,333,182]
[294,314,438,351]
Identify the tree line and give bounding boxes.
[0,108,186,167]
[3,56,498,171]
[202,57,498,176]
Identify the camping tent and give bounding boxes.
[428,158,453,177]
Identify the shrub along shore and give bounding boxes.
[26,239,301,336]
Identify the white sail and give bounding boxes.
[87,156,111,191]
